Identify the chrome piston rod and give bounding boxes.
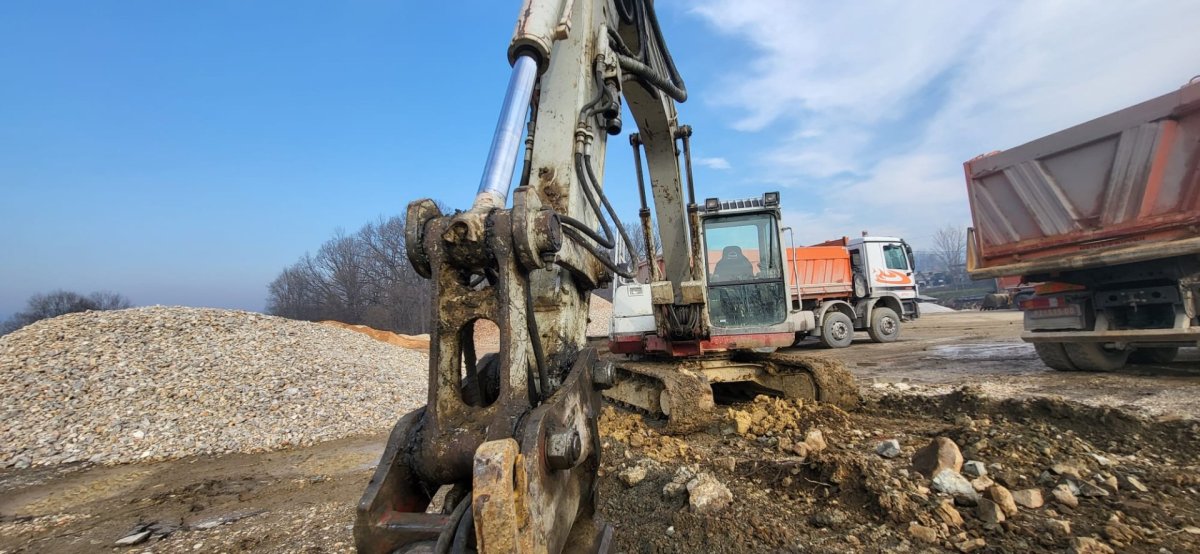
[473,54,539,209]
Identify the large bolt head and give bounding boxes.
[546,429,582,471]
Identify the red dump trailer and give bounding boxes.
[965,78,1200,371]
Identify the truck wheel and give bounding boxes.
[1129,347,1179,364]
[1034,342,1078,371]
[867,307,900,343]
[819,312,854,349]
[1063,343,1129,372]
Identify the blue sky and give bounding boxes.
[2,1,1198,318]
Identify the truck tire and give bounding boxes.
[1129,347,1179,364]
[1034,342,1078,371]
[819,311,854,349]
[867,307,900,343]
[1063,343,1129,372]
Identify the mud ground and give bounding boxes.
[2,310,1198,553]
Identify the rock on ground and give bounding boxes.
[907,523,938,543]
[876,439,901,458]
[985,485,1018,517]
[1052,484,1080,508]
[1011,488,1044,509]
[912,437,963,477]
[976,498,1005,524]
[1069,537,1115,554]
[0,307,429,467]
[962,460,987,478]
[686,473,733,514]
[932,469,975,497]
[934,499,964,527]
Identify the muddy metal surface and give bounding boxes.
[2,311,1198,553]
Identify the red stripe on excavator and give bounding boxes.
[636,332,796,357]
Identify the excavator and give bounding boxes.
[355,0,858,551]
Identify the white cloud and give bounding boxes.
[694,156,731,170]
[688,0,1200,249]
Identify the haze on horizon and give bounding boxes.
[3,1,1197,319]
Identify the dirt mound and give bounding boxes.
[319,321,430,351]
[597,388,1200,553]
[0,307,428,468]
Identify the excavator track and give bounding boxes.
[603,351,860,434]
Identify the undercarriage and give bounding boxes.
[603,351,861,434]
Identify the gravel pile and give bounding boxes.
[587,295,612,338]
[0,306,428,468]
[919,302,958,314]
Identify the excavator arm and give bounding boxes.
[354,1,697,552]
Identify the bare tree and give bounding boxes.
[621,220,661,261]
[1,290,133,335]
[266,260,324,321]
[266,212,437,334]
[932,225,967,274]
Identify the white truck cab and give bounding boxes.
[845,236,920,318]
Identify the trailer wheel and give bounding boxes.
[1129,347,1179,364]
[1034,342,1078,371]
[867,307,900,343]
[1063,343,1129,372]
[819,312,854,349]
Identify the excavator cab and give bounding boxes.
[701,198,789,329]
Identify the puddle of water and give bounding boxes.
[927,342,1036,361]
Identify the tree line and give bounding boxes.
[265,214,433,334]
[1,290,132,335]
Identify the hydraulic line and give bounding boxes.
[434,496,471,554]
[524,277,551,400]
[562,226,635,279]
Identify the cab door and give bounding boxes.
[866,242,917,299]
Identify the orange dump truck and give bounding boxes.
[783,235,920,346]
[965,78,1200,371]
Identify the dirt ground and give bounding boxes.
[3,311,1199,553]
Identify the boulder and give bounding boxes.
[932,469,976,497]
[1011,488,1044,509]
[976,498,1006,524]
[934,499,964,527]
[912,437,963,477]
[962,460,987,478]
[686,473,733,514]
[876,439,901,459]
[985,485,1019,517]
[1068,537,1115,554]
[1052,484,1079,508]
[907,523,938,543]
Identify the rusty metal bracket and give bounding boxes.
[356,203,609,554]
[472,347,611,553]
[513,186,563,271]
[405,199,444,279]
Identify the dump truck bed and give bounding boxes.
[787,246,853,299]
[965,80,1200,279]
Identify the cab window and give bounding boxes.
[883,244,909,270]
[702,213,786,328]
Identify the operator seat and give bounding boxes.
[713,245,753,281]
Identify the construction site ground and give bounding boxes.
[3,310,1199,553]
